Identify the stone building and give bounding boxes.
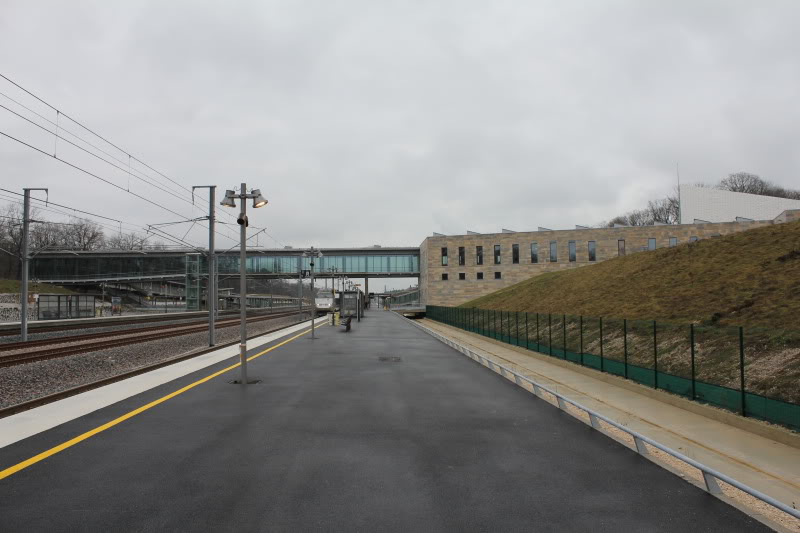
[419,209,800,307]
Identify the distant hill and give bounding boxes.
[461,220,800,330]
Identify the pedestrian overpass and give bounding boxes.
[31,247,421,310]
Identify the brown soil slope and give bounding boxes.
[461,220,800,329]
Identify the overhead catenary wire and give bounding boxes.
[0,89,190,200]
[0,72,191,195]
[0,76,247,232]
[0,73,277,247]
[0,195,206,251]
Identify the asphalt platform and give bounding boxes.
[0,310,768,532]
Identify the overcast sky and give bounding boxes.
[2,0,799,261]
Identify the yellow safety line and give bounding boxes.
[0,325,321,480]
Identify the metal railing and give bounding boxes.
[405,317,800,521]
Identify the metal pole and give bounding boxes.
[739,326,746,416]
[298,256,303,312]
[579,316,584,366]
[653,320,658,389]
[194,185,217,346]
[600,317,604,372]
[20,189,31,341]
[548,313,552,356]
[208,187,216,346]
[562,313,567,359]
[690,324,696,400]
[525,312,529,349]
[239,182,248,385]
[623,318,628,378]
[310,255,316,338]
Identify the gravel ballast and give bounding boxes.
[0,313,311,408]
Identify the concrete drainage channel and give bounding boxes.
[403,316,800,526]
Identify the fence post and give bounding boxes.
[653,320,658,389]
[494,310,498,340]
[525,312,529,349]
[579,315,584,366]
[562,314,567,359]
[548,313,553,356]
[739,326,746,416]
[623,318,628,379]
[690,323,696,401]
[536,313,540,350]
[600,316,604,373]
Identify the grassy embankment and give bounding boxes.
[0,280,73,294]
[459,220,800,404]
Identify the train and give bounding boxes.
[314,290,339,311]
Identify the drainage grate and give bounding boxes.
[228,379,263,384]
[378,356,402,363]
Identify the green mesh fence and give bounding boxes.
[426,305,800,432]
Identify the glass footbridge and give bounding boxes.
[31,247,421,284]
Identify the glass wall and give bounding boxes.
[32,252,421,280]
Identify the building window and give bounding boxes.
[441,273,448,281]
[618,239,625,256]
[512,244,520,264]
[458,272,466,280]
[458,246,465,266]
[690,236,698,242]
[494,271,502,279]
[588,241,596,261]
[568,241,576,262]
[441,247,448,266]
[669,237,677,247]
[648,238,656,250]
[530,242,538,263]
[476,246,483,265]
[477,272,484,280]
[494,244,501,264]
[549,241,557,262]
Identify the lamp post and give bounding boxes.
[303,247,323,339]
[220,183,268,385]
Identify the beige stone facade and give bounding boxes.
[419,211,799,307]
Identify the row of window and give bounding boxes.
[441,272,502,281]
[441,237,694,267]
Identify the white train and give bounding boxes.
[315,291,338,311]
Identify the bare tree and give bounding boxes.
[61,218,104,250]
[718,172,771,195]
[646,194,679,224]
[717,172,800,199]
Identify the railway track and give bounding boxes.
[0,310,311,368]
[0,318,315,418]
[0,307,303,337]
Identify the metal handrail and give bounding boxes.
[406,318,800,521]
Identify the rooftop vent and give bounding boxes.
[575,225,589,229]
[693,219,711,224]
[467,230,480,235]
[432,232,445,237]
[538,227,553,231]
[501,228,515,233]
[735,216,754,222]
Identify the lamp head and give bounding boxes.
[252,189,268,208]
[220,190,236,208]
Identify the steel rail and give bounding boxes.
[0,309,313,368]
[0,309,308,352]
[407,318,800,521]
[0,313,314,419]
